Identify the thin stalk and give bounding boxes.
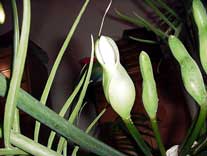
[0,124,2,138]
[63,145,67,156]
[3,0,31,147]
[150,118,166,156]
[122,118,152,156]
[192,136,207,155]
[116,10,167,39]
[0,148,27,155]
[180,105,207,156]
[129,36,158,44]
[115,10,146,28]
[47,71,87,148]
[133,12,168,39]
[144,0,177,31]
[10,131,62,156]
[11,0,19,60]
[174,23,183,37]
[156,0,181,20]
[179,113,197,151]
[57,35,95,153]
[13,113,20,133]
[11,0,21,134]
[98,0,112,36]
[34,0,90,142]
[71,108,106,156]
[0,74,125,156]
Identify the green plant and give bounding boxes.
[115,0,207,155]
[0,0,125,156]
[0,0,207,156]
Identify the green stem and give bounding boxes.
[180,105,207,156]
[63,145,67,156]
[11,0,21,134]
[150,118,166,156]
[34,0,90,142]
[0,148,27,155]
[129,36,158,44]
[156,0,181,20]
[10,131,61,156]
[11,0,19,61]
[47,71,86,148]
[3,0,30,147]
[71,108,106,156]
[13,111,20,133]
[0,124,2,138]
[192,136,207,155]
[144,0,177,31]
[0,74,125,156]
[133,12,168,39]
[116,10,167,39]
[123,118,152,156]
[57,35,94,153]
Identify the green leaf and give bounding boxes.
[143,0,177,31]
[129,36,158,44]
[3,0,31,147]
[0,74,125,156]
[71,108,106,156]
[57,35,95,153]
[47,71,87,148]
[34,0,91,142]
[156,0,181,20]
[115,10,146,28]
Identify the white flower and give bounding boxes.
[95,36,136,119]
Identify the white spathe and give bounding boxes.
[95,36,136,119]
[166,145,179,156]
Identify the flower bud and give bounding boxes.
[0,2,5,24]
[168,35,207,106]
[193,0,207,30]
[193,0,207,74]
[95,36,136,119]
[139,51,158,119]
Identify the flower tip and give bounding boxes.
[169,35,176,41]
[95,35,119,67]
[168,35,179,50]
[140,50,147,54]
[139,51,150,65]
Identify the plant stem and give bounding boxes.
[156,0,181,20]
[3,0,31,147]
[11,0,19,61]
[10,131,61,156]
[144,0,177,31]
[0,148,27,155]
[34,0,90,142]
[192,137,207,155]
[11,0,21,134]
[123,118,152,156]
[133,12,168,39]
[71,108,106,156]
[0,74,125,156]
[57,35,94,153]
[47,71,86,148]
[150,118,166,156]
[129,36,158,44]
[180,105,207,156]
